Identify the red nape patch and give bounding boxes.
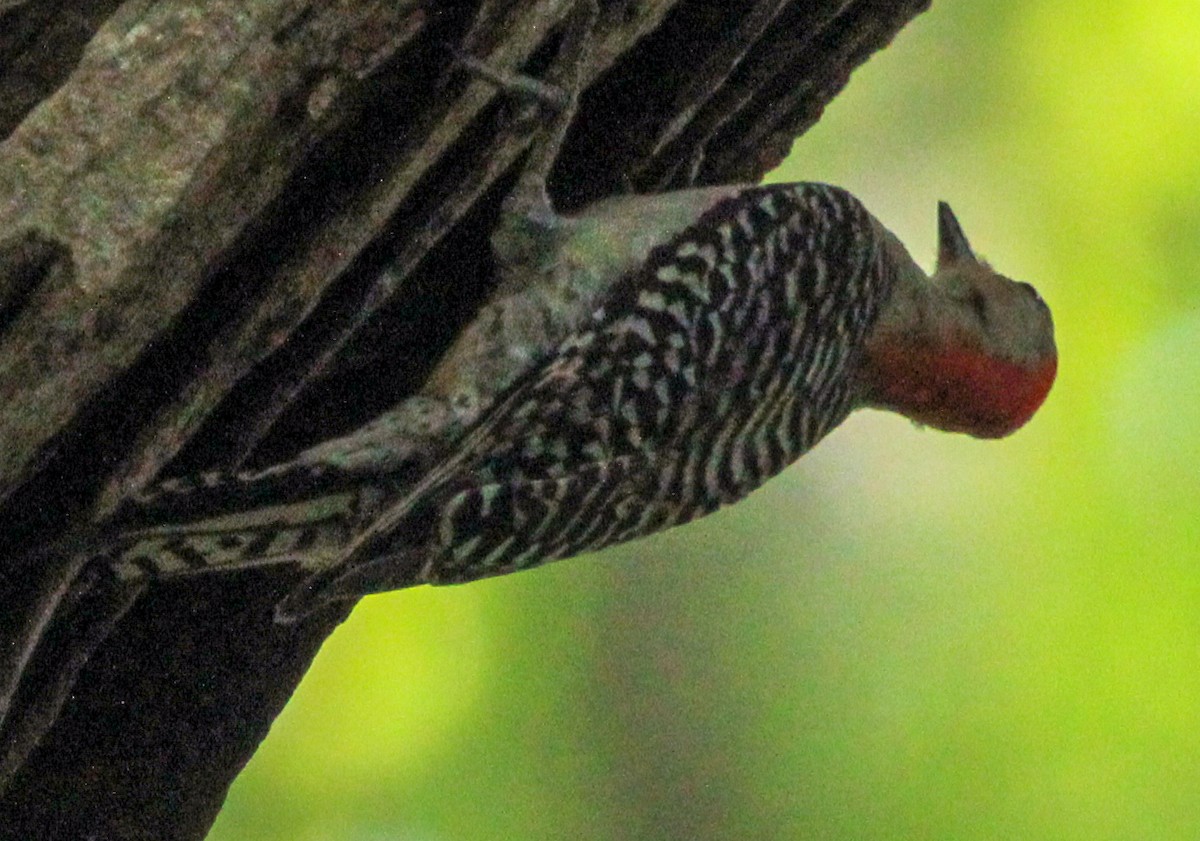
[863,342,1058,438]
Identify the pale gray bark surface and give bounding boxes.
[0,0,929,836]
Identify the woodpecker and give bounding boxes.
[86,179,1055,625]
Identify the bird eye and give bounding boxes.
[967,287,989,323]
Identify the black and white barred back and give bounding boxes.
[329,183,894,589]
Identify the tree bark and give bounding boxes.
[0,0,929,837]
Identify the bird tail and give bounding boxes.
[100,463,398,582]
[103,489,374,582]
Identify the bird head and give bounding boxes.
[860,202,1057,438]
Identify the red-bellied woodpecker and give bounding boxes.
[88,176,1057,624]
[72,2,1057,624]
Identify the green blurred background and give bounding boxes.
[211,1,1200,838]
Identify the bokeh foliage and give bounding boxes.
[212,1,1200,838]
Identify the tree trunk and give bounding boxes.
[0,0,929,837]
